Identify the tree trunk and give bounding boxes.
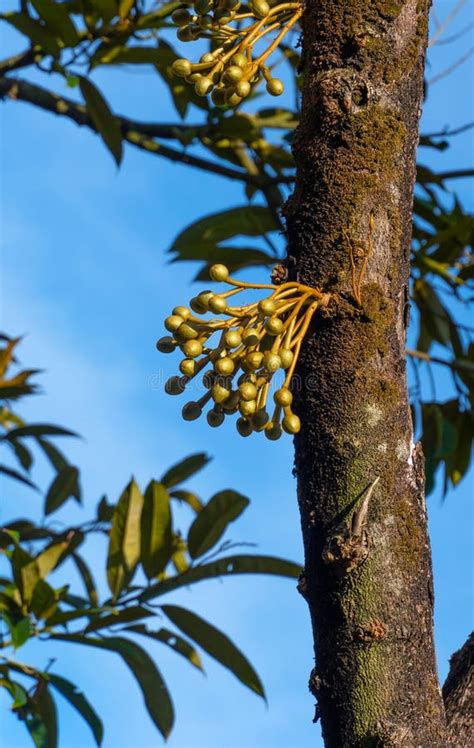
[284,1,448,744]
[444,632,474,745]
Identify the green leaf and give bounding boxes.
[26,683,58,748]
[161,605,265,698]
[187,490,250,559]
[8,438,33,472]
[107,480,144,600]
[79,77,123,166]
[30,579,58,620]
[161,453,211,489]
[140,554,302,602]
[30,0,79,46]
[37,438,68,472]
[118,0,135,19]
[45,466,80,515]
[85,606,154,633]
[2,13,60,56]
[4,424,77,440]
[125,624,203,670]
[11,546,39,604]
[72,553,99,606]
[193,248,274,279]
[48,673,103,747]
[93,46,164,66]
[169,489,203,513]
[11,616,32,649]
[52,635,174,740]
[140,481,172,579]
[36,543,68,579]
[169,206,279,259]
[0,464,37,489]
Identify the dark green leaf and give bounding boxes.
[140,554,302,602]
[125,624,203,670]
[37,438,68,472]
[169,206,279,258]
[161,605,265,698]
[4,424,77,440]
[79,77,123,166]
[30,579,58,620]
[48,673,103,746]
[72,553,99,606]
[141,481,172,579]
[30,0,79,46]
[2,13,60,56]
[26,683,58,748]
[0,464,37,489]
[52,635,174,739]
[45,466,80,515]
[86,606,154,633]
[187,490,250,559]
[8,439,33,472]
[11,617,31,649]
[161,453,211,488]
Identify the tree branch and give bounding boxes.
[0,48,36,74]
[0,74,278,187]
[443,631,473,745]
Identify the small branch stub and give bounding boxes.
[322,476,379,574]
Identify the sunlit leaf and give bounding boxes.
[107,480,143,600]
[125,624,203,670]
[140,481,172,579]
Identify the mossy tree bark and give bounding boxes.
[284,1,448,745]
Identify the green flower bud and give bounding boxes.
[156,336,176,353]
[207,409,225,427]
[209,263,229,281]
[265,316,284,336]
[282,413,301,434]
[224,329,242,348]
[172,9,191,26]
[279,348,294,369]
[165,376,186,395]
[211,383,231,403]
[177,26,195,42]
[179,358,197,377]
[225,91,242,107]
[266,78,284,96]
[265,423,282,440]
[252,409,269,430]
[182,401,202,420]
[173,305,190,319]
[225,65,244,83]
[194,0,212,14]
[195,76,213,97]
[183,339,203,358]
[242,327,259,346]
[237,417,253,437]
[274,387,293,407]
[263,352,281,373]
[239,382,257,401]
[211,87,227,107]
[258,297,276,315]
[208,295,228,314]
[178,323,199,340]
[239,399,256,417]
[200,52,215,63]
[231,53,248,68]
[243,351,264,371]
[215,356,235,375]
[223,390,240,410]
[236,80,251,98]
[251,0,270,18]
[165,314,184,332]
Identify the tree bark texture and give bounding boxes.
[284,1,448,745]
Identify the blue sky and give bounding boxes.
[0,1,473,746]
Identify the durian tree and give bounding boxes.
[1,0,473,745]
